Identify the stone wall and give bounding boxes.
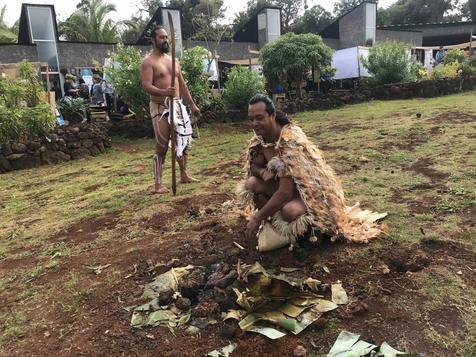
[275,76,476,115]
[0,123,111,173]
[0,44,38,64]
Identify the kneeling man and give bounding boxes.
[240,94,386,249]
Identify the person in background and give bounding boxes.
[91,75,105,105]
[64,74,79,98]
[464,46,472,59]
[78,77,90,102]
[435,46,445,65]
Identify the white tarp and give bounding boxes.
[331,46,370,80]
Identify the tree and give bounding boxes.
[461,0,476,20]
[333,0,364,17]
[273,0,303,33]
[383,0,459,25]
[231,0,273,33]
[231,0,303,35]
[58,0,122,42]
[291,5,333,34]
[260,32,333,98]
[0,5,17,43]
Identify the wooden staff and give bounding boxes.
[168,12,177,195]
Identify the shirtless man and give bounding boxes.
[243,95,307,239]
[140,25,200,194]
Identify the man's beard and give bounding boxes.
[160,42,169,53]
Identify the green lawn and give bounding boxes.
[1,91,475,356]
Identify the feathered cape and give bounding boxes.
[238,123,387,243]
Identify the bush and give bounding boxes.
[443,49,466,65]
[361,41,415,85]
[223,67,265,110]
[104,44,150,120]
[0,61,55,143]
[180,46,210,108]
[202,96,225,112]
[430,62,461,80]
[57,98,88,123]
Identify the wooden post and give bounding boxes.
[168,12,177,196]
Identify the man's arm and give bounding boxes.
[176,61,200,115]
[140,58,175,97]
[245,177,294,238]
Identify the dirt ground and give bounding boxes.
[1,95,476,356]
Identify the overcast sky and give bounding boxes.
[2,0,399,27]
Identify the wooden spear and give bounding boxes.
[167,12,177,195]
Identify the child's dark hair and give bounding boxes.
[248,94,291,126]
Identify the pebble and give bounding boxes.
[293,345,307,357]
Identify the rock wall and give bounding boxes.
[279,76,476,115]
[0,123,111,173]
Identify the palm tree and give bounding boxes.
[58,0,122,43]
[0,5,17,43]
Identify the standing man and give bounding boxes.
[141,25,200,194]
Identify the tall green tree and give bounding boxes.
[0,5,17,43]
[260,32,333,98]
[333,0,364,16]
[461,0,476,20]
[274,0,303,33]
[291,5,333,34]
[383,0,459,25]
[231,0,273,33]
[58,0,122,42]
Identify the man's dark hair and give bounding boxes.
[151,25,166,40]
[248,94,290,126]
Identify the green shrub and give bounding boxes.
[180,46,210,108]
[361,41,415,85]
[57,98,88,123]
[0,61,55,143]
[430,62,460,80]
[223,67,265,110]
[443,49,466,65]
[104,44,149,120]
[202,95,225,112]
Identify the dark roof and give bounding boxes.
[232,6,282,43]
[319,1,377,39]
[136,7,181,45]
[378,20,476,30]
[18,3,59,45]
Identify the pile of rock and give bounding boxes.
[0,123,111,173]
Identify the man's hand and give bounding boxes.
[245,216,261,239]
[163,86,176,97]
[190,104,201,118]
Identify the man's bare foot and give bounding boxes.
[180,175,200,184]
[152,185,169,194]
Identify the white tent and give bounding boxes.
[331,46,370,80]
